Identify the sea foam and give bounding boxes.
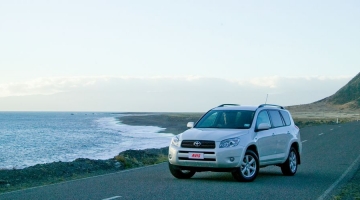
[0,112,173,169]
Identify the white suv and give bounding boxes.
[168,104,301,182]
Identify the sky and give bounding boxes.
[0,0,359,112]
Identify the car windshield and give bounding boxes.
[195,110,255,129]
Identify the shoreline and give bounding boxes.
[117,112,204,135]
[0,113,204,193]
[0,112,187,170]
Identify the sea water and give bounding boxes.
[0,112,173,169]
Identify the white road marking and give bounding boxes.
[302,140,308,143]
[317,153,360,200]
[102,196,122,200]
[319,133,324,136]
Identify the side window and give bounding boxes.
[280,110,291,126]
[256,111,271,128]
[268,110,284,128]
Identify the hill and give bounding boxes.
[287,72,360,113]
[317,72,360,109]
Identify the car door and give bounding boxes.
[268,110,287,160]
[276,110,294,157]
[254,110,277,164]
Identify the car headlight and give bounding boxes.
[171,136,180,147]
[219,137,240,148]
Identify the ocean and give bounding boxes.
[0,112,173,169]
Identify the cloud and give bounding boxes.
[0,75,353,111]
[246,76,279,88]
[1,75,351,98]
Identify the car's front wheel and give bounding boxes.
[232,150,259,182]
[168,163,196,179]
[281,147,298,176]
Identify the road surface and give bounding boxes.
[1,122,360,200]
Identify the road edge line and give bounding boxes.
[317,153,360,200]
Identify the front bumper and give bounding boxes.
[168,144,244,169]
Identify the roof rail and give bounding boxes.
[217,104,240,107]
[258,104,284,109]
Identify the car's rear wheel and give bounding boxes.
[281,147,298,176]
[168,163,196,179]
[232,150,259,182]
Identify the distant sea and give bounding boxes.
[0,112,173,169]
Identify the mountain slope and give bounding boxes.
[287,72,360,112]
[317,72,360,109]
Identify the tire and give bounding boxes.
[281,147,298,176]
[168,163,196,179]
[232,150,259,182]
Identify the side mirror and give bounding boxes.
[187,122,194,128]
[257,123,271,131]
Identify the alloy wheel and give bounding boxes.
[241,154,257,178]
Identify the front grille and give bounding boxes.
[181,140,216,149]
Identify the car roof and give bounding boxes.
[211,104,285,111]
[212,105,258,111]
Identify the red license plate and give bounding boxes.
[188,152,204,159]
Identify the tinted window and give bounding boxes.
[280,110,291,126]
[268,110,284,128]
[198,112,218,127]
[256,111,271,128]
[195,110,254,129]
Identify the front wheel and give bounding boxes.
[168,163,196,179]
[281,147,298,176]
[232,150,259,182]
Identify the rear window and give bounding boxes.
[280,110,291,126]
[195,110,255,129]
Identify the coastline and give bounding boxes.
[0,112,203,193]
[117,112,204,134]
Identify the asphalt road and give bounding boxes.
[1,122,360,200]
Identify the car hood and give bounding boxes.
[178,128,249,141]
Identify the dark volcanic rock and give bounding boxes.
[0,147,169,193]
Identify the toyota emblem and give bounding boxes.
[193,141,202,147]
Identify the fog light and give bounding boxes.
[168,154,172,159]
[230,157,234,162]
